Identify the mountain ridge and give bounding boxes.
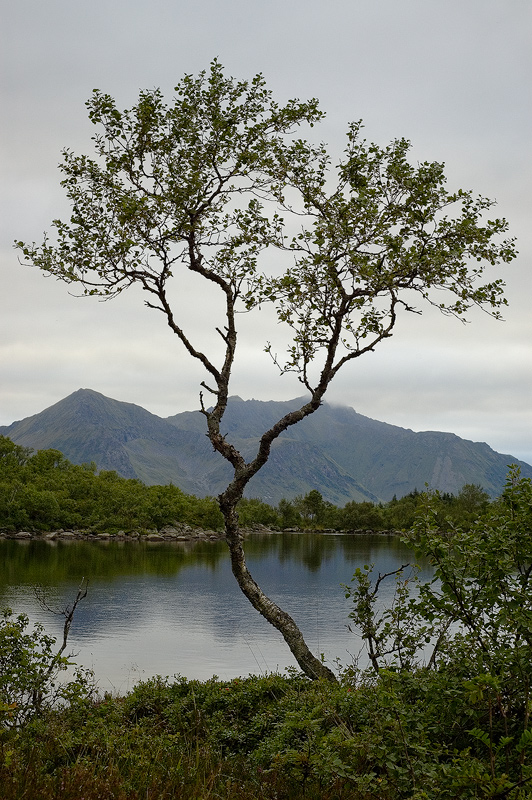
[1,388,529,504]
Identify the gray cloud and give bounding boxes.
[1,0,531,467]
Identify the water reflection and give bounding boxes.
[0,534,429,691]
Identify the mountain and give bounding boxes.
[0,389,205,494]
[1,388,530,504]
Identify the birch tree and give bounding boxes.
[17,61,516,681]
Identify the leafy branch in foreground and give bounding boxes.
[0,580,92,728]
[345,467,532,792]
[16,61,516,681]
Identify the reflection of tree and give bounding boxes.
[0,534,425,607]
[246,532,337,569]
[245,532,419,573]
[0,539,227,595]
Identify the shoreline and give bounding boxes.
[0,525,403,542]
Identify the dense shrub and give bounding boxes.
[0,608,93,729]
[3,664,532,799]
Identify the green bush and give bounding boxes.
[0,609,93,729]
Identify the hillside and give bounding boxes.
[1,388,530,504]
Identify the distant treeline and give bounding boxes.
[0,436,222,533]
[0,435,495,534]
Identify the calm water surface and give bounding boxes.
[0,533,429,691]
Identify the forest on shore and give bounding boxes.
[0,435,494,534]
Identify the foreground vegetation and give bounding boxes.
[6,666,532,800]
[1,435,494,534]
[2,468,532,797]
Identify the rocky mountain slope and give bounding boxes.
[1,388,529,504]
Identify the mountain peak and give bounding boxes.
[1,389,530,503]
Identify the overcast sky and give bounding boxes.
[1,0,531,467]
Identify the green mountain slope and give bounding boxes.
[1,389,530,503]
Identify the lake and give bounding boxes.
[0,533,429,692]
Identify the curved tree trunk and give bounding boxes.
[222,504,337,682]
